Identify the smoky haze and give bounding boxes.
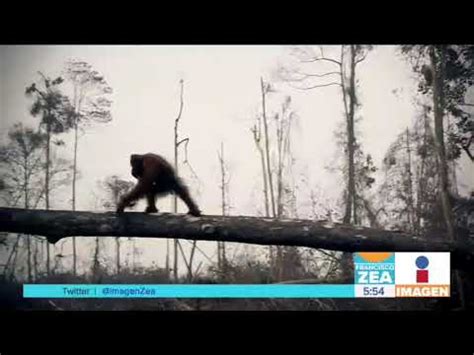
[0,45,472,275]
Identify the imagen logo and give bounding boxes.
[395,252,450,297]
[415,255,429,283]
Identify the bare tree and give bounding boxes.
[252,88,300,280]
[260,78,277,219]
[0,145,71,280]
[101,175,134,274]
[251,78,279,270]
[172,79,200,282]
[217,142,230,273]
[427,47,455,242]
[25,72,74,274]
[251,115,270,217]
[272,96,301,280]
[380,102,456,239]
[251,113,273,265]
[279,45,371,278]
[173,79,184,281]
[0,124,46,281]
[401,45,474,236]
[63,60,113,276]
[279,45,371,225]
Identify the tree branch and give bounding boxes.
[297,82,342,90]
[1,208,473,270]
[302,71,341,78]
[318,249,341,263]
[285,70,341,82]
[177,138,189,147]
[300,57,342,66]
[462,145,474,162]
[355,52,368,65]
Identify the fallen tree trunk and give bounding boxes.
[1,207,473,270]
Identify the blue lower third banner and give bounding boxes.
[23,252,451,299]
[23,284,355,298]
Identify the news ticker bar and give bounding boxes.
[22,284,450,299]
[24,285,353,298]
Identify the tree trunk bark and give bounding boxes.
[406,128,415,232]
[261,78,276,218]
[430,45,466,309]
[33,239,39,279]
[173,80,185,282]
[415,107,430,235]
[93,236,100,277]
[258,143,270,217]
[253,124,272,269]
[72,122,78,276]
[187,241,196,281]
[430,46,457,245]
[261,77,279,277]
[218,142,228,272]
[340,45,358,279]
[165,239,170,279]
[45,122,51,275]
[2,207,473,271]
[346,45,357,225]
[174,121,178,281]
[115,237,120,274]
[430,46,454,241]
[24,156,32,282]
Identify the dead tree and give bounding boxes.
[1,207,473,271]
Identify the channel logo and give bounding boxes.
[415,255,429,283]
[395,252,450,297]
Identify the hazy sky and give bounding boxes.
[1,45,472,274]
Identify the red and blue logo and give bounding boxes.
[415,255,429,283]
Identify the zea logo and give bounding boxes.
[354,252,395,284]
[395,252,450,297]
[354,252,395,298]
